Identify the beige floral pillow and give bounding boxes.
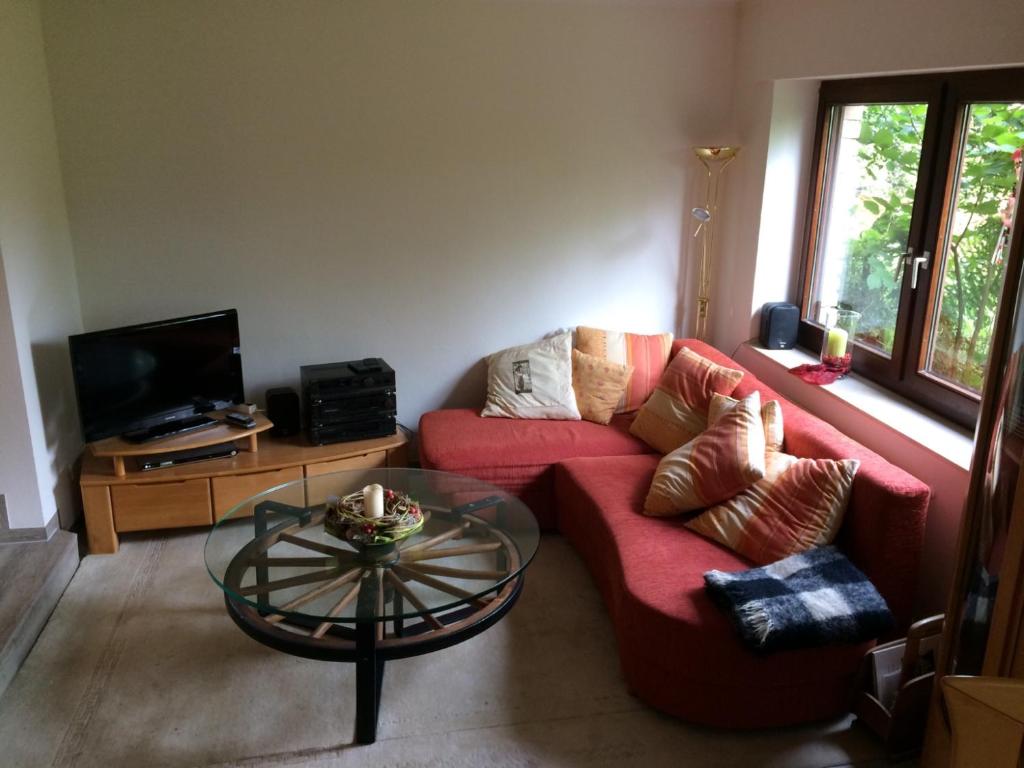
[571,349,634,425]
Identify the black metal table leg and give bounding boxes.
[393,590,404,638]
[354,570,384,744]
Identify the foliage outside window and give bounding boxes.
[928,104,1023,392]
[800,71,1024,427]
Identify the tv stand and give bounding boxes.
[122,414,218,444]
[79,428,410,554]
[90,411,273,477]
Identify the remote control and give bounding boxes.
[224,412,257,429]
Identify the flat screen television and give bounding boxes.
[69,309,244,443]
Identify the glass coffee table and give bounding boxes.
[205,468,539,744]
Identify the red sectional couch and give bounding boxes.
[418,339,930,728]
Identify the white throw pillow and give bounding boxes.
[481,332,581,420]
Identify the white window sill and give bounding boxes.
[735,342,975,471]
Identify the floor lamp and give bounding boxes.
[692,146,739,341]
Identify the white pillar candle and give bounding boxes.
[363,483,385,519]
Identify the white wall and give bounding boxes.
[0,0,83,530]
[42,0,737,426]
[0,254,45,530]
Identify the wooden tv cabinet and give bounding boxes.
[79,430,410,554]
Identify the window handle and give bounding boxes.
[905,249,931,290]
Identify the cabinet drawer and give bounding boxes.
[305,451,387,478]
[211,467,304,521]
[112,479,212,532]
[305,451,387,505]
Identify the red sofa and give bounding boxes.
[418,339,930,728]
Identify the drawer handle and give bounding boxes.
[124,480,195,490]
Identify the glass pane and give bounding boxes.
[810,103,928,356]
[926,102,1024,394]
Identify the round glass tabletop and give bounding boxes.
[204,468,540,624]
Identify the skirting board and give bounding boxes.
[0,510,60,544]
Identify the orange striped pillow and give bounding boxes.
[629,347,744,454]
[575,326,673,413]
[644,392,765,516]
[686,454,860,565]
[709,393,784,452]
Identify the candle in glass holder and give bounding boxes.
[825,327,848,358]
[363,484,385,519]
[818,308,860,378]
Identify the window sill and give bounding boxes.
[735,342,975,471]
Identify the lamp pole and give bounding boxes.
[692,146,739,341]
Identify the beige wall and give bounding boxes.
[0,0,83,530]
[43,0,737,425]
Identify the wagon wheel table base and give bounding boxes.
[206,469,539,745]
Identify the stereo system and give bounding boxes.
[300,358,396,445]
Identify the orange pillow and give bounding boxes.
[686,454,860,565]
[709,392,784,453]
[629,347,743,454]
[571,349,634,425]
[575,326,673,413]
[644,392,766,516]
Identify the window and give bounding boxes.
[799,70,1024,427]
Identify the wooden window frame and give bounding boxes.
[797,68,1024,429]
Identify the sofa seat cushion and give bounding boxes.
[555,454,871,728]
[418,408,653,529]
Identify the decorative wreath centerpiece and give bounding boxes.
[324,488,425,546]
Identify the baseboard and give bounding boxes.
[0,514,60,544]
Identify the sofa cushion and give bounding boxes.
[686,454,861,565]
[481,332,580,420]
[555,454,872,728]
[709,392,784,452]
[418,408,653,530]
[571,349,634,425]
[576,326,673,413]
[630,346,744,454]
[644,391,766,515]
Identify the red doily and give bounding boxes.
[788,353,851,385]
[788,364,844,385]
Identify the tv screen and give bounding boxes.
[69,309,244,442]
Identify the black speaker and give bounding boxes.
[759,302,799,349]
[265,387,300,437]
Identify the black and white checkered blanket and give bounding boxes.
[704,546,894,653]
